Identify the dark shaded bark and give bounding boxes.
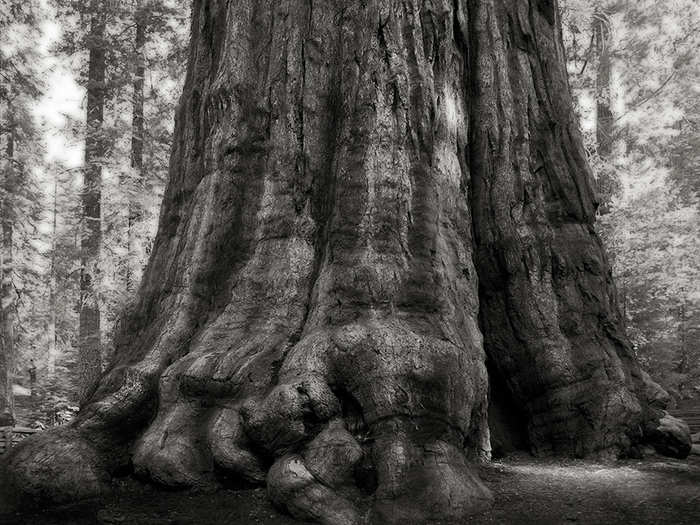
[0,108,14,428]
[0,1,691,523]
[78,5,106,402]
[469,0,641,458]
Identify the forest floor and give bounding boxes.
[2,451,699,525]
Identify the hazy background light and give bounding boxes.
[33,17,84,169]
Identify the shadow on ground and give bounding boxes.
[2,453,698,524]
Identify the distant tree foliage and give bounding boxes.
[51,0,190,404]
[1,0,189,424]
[561,0,700,401]
[0,0,44,426]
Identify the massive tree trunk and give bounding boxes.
[78,5,106,402]
[0,107,14,428]
[0,0,691,522]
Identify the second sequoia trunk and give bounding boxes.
[0,1,690,523]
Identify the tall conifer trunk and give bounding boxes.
[1,1,691,522]
[593,8,615,213]
[594,9,613,158]
[127,0,147,292]
[0,107,15,428]
[47,178,58,376]
[79,4,106,402]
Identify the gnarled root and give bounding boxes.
[0,428,110,511]
[124,320,493,524]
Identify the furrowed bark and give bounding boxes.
[470,0,639,458]
[0,0,690,522]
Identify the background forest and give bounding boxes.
[0,0,698,428]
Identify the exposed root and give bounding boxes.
[0,429,110,510]
[370,420,493,524]
[132,402,216,488]
[209,408,266,484]
[268,455,363,525]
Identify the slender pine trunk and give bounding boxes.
[79,5,106,403]
[0,106,15,427]
[593,8,614,214]
[127,1,146,292]
[47,178,58,376]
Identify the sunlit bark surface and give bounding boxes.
[0,1,690,523]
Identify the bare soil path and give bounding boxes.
[3,453,698,525]
[471,453,700,525]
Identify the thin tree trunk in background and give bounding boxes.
[594,9,613,157]
[127,1,146,292]
[676,290,688,393]
[0,107,15,427]
[47,178,58,376]
[593,8,614,214]
[79,6,106,403]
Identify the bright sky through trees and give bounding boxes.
[33,18,83,169]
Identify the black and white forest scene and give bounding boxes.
[0,0,699,523]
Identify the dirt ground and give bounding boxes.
[3,452,699,525]
[471,453,700,525]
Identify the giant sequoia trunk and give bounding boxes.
[0,0,691,523]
